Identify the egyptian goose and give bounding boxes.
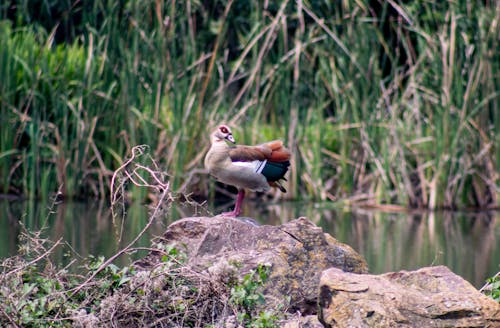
[205,124,291,217]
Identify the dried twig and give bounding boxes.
[71,185,171,298]
[4,238,62,278]
[72,145,173,297]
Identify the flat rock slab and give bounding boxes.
[319,265,500,327]
[140,216,368,313]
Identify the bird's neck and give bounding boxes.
[206,138,231,168]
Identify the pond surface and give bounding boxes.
[0,198,499,288]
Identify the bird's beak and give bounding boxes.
[226,134,235,143]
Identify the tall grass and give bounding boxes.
[0,0,498,209]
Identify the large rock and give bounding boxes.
[141,216,368,313]
[318,265,500,327]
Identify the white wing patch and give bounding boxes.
[232,160,267,174]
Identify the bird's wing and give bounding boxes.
[228,140,291,162]
[228,144,271,162]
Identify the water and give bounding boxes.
[0,199,499,288]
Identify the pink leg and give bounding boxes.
[222,189,245,217]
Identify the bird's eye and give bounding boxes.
[220,126,228,133]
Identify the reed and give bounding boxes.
[0,0,497,209]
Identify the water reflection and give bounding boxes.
[0,199,499,288]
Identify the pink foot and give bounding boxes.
[220,210,240,217]
[220,189,245,217]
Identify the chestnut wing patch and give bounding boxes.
[228,145,271,162]
[228,140,291,162]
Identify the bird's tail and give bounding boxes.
[262,160,290,192]
[262,140,291,162]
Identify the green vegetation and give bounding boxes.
[0,1,498,208]
[0,229,282,327]
[229,264,279,327]
[482,272,500,303]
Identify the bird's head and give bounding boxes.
[212,124,235,143]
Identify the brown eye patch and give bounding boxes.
[220,126,228,133]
